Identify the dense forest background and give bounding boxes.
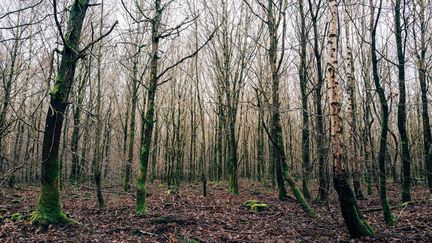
[0,0,431,241]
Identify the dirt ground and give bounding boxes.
[1,181,431,242]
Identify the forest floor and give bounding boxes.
[0,180,431,242]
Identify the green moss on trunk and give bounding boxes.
[31,179,75,226]
[228,175,239,195]
[282,163,316,218]
[135,175,147,216]
[334,174,374,238]
[381,197,396,225]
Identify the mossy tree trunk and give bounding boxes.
[32,0,90,226]
[328,0,374,238]
[266,0,288,201]
[254,0,315,218]
[370,0,395,226]
[131,0,213,215]
[136,0,161,214]
[394,0,411,202]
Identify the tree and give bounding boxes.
[328,0,374,237]
[298,0,312,201]
[119,0,147,193]
[206,0,253,195]
[69,64,88,184]
[343,0,364,200]
[132,0,215,215]
[31,0,92,226]
[412,0,432,193]
[394,0,411,202]
[370,0,396,225]
[307,0,329,201]
[244,0,316,218]
[31,0,116,226]
[92,0,107,209]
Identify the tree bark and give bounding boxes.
[394,0,411,202]
[299,0,311,201]
[31,0,90,226]
[136,0,162,215]
[329,0,374,237]
[307,0,329,202]
[370,0,396,225]
[413,0,432,193]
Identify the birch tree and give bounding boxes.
[328,0,374,237]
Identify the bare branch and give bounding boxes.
[156,24,220,81]
[79,21,119,55]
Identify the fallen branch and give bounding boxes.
[79,185,133,196]
[137,230,158,237]
[0,160,27,186]
[360,202,409,213]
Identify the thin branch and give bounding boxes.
[156,25,220,81]
[0,0,43,20]
[79,21,119,55]
[53,0,67,47]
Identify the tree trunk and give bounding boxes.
[344,0,364,200]
[264,0,315,218]
[69,70,87,184]
[328,0,374,237]
[136,0,162,215]
[92,1,106,209]
[31,0,90,226]
[299,0,311,201]
[307,0,329,202]
[370,0,395,225]
[123,55,139,192]
[414,0,432,193]
[394,0,411,202]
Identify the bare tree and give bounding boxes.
[328,0,374,237]
[370,0,396,226]
[31,0,116,226]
